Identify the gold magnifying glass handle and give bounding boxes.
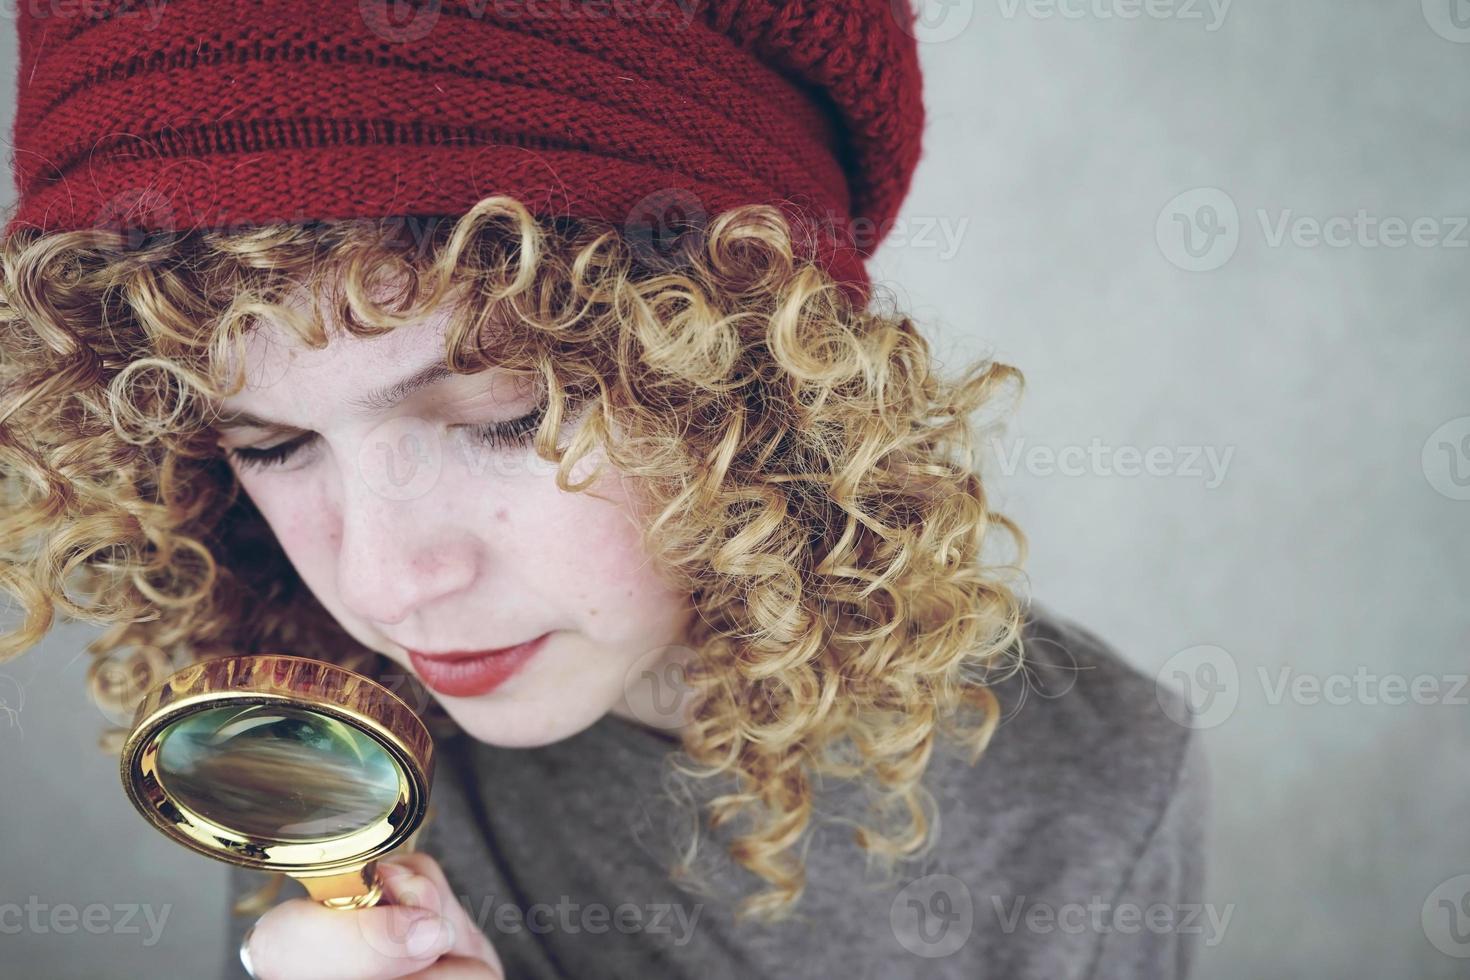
[233,805,434,915]
[292,800,431,909]
[298,863,385,909]
[295,826,426,909]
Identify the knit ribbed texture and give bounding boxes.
[4,0,926,307]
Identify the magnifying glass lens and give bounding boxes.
[156,704,403,842]
[121,655,435,909]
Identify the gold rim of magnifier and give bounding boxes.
[120,654,434,888]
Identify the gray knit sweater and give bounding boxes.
[222,598,1211,979]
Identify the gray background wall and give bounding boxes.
[2,2,1467,977]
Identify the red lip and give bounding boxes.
[406,633,550,698]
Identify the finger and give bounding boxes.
[378,854,501,970]
[405,954,506,980]
[246,896,456,980]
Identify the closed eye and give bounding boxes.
[226,432,317,470]
[224,406,547,472]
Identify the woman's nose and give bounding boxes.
[330,452,478,626]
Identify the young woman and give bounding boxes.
[0,2,1208,978]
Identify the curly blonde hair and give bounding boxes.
[0,195,1030,924]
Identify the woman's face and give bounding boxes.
[212,298,697,748]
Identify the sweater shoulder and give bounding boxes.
[1005,596,1199,753]
[928,596,1209,853]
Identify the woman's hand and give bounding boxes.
[242,852,505,980]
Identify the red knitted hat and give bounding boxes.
[4,0,927,308]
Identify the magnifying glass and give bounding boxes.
[120,654,434,910]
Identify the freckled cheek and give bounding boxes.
[557,478,685,616]
[250,484,340,570]
[568,518,683,622]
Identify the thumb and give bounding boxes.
[376,854,502,972]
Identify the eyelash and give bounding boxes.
[225,408,545,472]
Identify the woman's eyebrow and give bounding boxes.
[350,358,458,413]
[214,357,462,431]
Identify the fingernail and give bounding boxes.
[389,872,433,908]
[405,914,453,958]
[378,860,415,882]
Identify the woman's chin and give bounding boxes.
[437,691,613,749]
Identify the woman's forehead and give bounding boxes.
[216,292,454,389]
[210,281,545,427]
